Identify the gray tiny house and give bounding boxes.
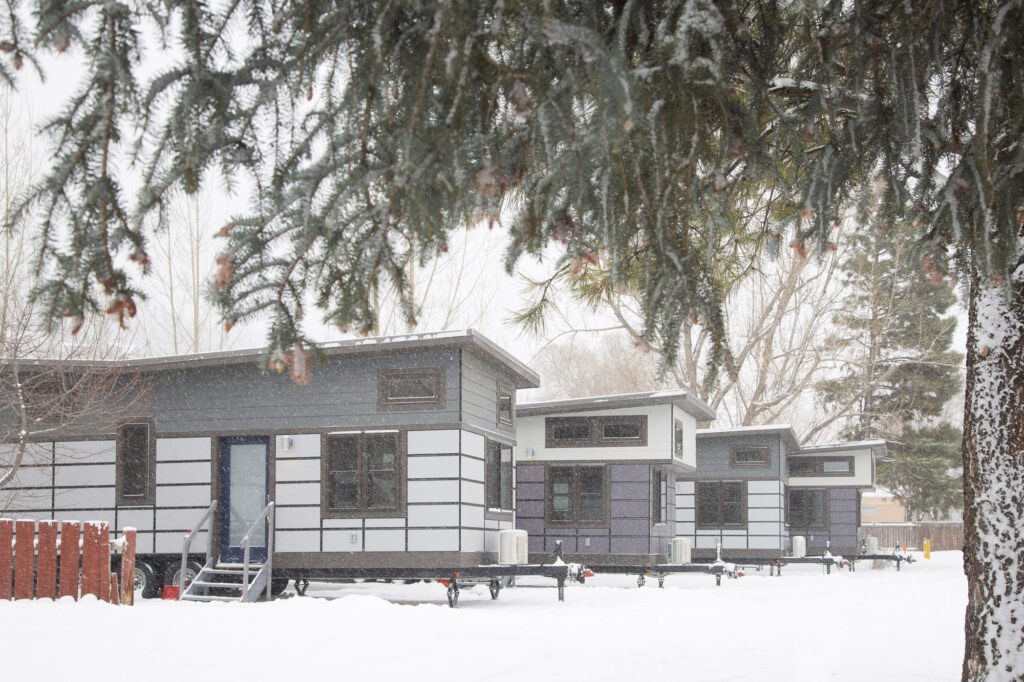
[681,426,885,560]
[1,331,538,598]
[514,391,716,565]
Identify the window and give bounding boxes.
[696,481,746,528]
[378,368,445,409]
[788,456,855,477]
[322,432,404,517]
[545,416,648,448]
[486,440,513,512]
[116,422,154,505]
[652,469,666,524]
[546,465,609,527]
[496,381,514,427]
[862,505,877,516]
[730,446,769,468]
[788,488,828,529]
[674,420,684,458]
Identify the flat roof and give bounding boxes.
[697,424,800,451]
[517,389,716,421]
[795,439,888,456]
[2,329,541,389]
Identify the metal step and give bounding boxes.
[180,594,242,602]
[188,580,245,591]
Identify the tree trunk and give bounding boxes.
[962,266,1024,680]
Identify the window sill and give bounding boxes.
[485,509,513,521]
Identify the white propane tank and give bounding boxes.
[671,538,692,564]
[499,529,529,565]
[865,536,879,555]
[792,536,807,558]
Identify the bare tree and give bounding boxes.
[529,332,667,400]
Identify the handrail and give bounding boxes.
[240,501,275,602]
[179,501,217,596]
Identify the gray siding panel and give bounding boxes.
[460,350,516,438]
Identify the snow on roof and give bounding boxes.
[798,439,888,455]
[517,389,716,421]
[697,424,800,450]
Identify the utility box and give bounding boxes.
[671,538,692,564]
[499,529,528,565]
[865,536,879,555]
[792,536,807,559]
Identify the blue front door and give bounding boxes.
[219,436,270,564]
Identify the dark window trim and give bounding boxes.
[788,455,855,477]
[544,463,611,529]
[695,480,748,530]
[377,367,446,410]
[115,420,155,506]
[485,438,514,517]
[787,487,829,529]
[496,379,515,428]
[544,415,648,448]
[320,431,407,519]
[652,468,667,525]
[729,445,771,468]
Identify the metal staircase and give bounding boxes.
[178,500,276,603]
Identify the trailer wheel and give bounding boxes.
[165,560,203,592]
[270,578,289,596]
[135,561,162,599]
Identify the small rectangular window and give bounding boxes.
[117,422,154,506]
[545,415,647,448]
[788,458,816,475]
[602,422,641,440]
[322,432,404,517]
[652,469,665,524]
[545,464,608,527]
[731,446,769,467]
[788,456,854,477]
[378,368,444,410]
[486,440,513,512]
[822,460,850,473]
[674,420,684,458]
[548,419,591,445]
[497,381,514,427]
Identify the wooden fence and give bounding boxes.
[0,519,136,604]
[859,522,964,551]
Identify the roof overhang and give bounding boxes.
[517,389,716,421]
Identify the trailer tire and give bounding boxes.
[135,561,162,599]
[270,577,289,596]
[165,560,203,592]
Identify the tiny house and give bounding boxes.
[0,331,537,597]
[514,391,716,564]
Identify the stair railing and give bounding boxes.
[179,501,218,596]
[240,501,275,602]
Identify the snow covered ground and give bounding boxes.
[0,551,965,681]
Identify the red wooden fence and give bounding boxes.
[0,518,136,604]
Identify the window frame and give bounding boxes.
[496,379,515,428]
[787,487,829,529]
[729,445,771,468]
[485,439,514,518]
[695,480,747,530]
[544,464,611,529]
[787,455,855,477]
[544,415,648,449]
[115,420,155,506]
[673,419,685,459]
[377,367,446,410]
[320,431,406,519]
[652,468,667,525]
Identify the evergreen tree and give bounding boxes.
[883,422,963,522]
[1,3,1022,677]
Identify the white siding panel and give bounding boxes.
[156,484,211,508]
[694,535,719,549]
[156,531,205,554]
[3,489,51,511]
[407,480,459,504]
[322,529,363,551]
[407,529,458,552]
[676,522,695,536]
[461,529,486,552]
[748,522,783,536]
[406,455,460,480]
[747,507,783,523]
[461,504,484,529]
[132,531,155,554]
[12,466,53,488]
[276,434,319,459]
[748,536,783,550]
[747,480,783,495]
[721,535,748,549]
[55,464,115,488]
[54,509,115,526]
[363,529,405,552]
[156,508,207,530]
[484,528,500,554]
[461,455,484,482]
[8,511,49,522]
[116,509,154,532]
[55,441,116,464]
[275,482,320,506]
[275,506,321,529]
[747,494,779,509]
[156,461,210,485]
[461,481,484,506]
[156,437,211,462]
[321,518,362,529]
[675,508,695,522]
[406,504,460,528]
[407,430,460,455]
[461,431,485,459]
[676,481,695,495]
[275,457,320,482]
[275,530,319,553]
[364,518,405,528]
[53,487,114,510]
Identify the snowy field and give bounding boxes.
[1,551,965,681]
